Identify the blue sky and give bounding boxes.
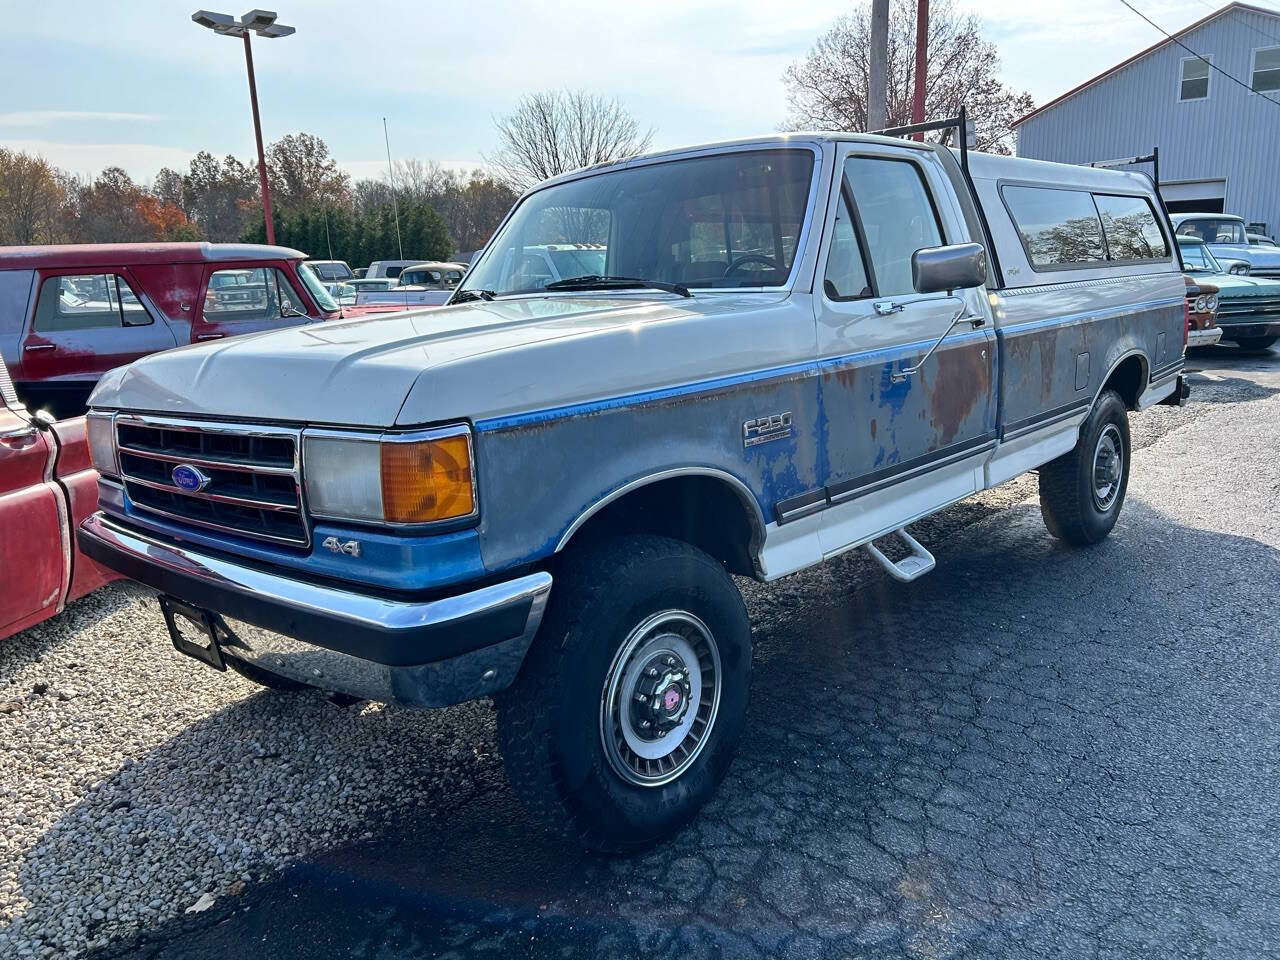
[0,0,1258,184]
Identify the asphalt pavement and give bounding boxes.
[21,345,1280,959]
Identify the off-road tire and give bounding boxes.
[495,535,751,852]
[1234,335,1277,352]
[1039,388,1131,546]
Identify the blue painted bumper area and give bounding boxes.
[97,479,489,593]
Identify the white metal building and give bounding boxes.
[1014,2,1280,237]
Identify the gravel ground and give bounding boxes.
[0,353,1274,958]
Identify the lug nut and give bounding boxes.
[634,693,649,704]
[639,720,651,729]
[646,666,659,678]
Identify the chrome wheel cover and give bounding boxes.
[1092,423,1124,511]
[600,610,721,787]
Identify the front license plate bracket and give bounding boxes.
[158,595,228,671]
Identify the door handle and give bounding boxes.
[873,300,904,316]
[24,343,55,352]
[0,425,37,442]
[195,333,224,341]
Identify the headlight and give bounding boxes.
[1194,295,1208,313]
[1206,294,1218,312]
[86,411,118,477]
[303,426,475,526]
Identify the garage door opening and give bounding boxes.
[1160,178,1227,215]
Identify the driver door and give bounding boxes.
[813,146,996,554]
[193,264,308,342]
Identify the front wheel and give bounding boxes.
[496,535,751,852]
[1039,389,1131,546]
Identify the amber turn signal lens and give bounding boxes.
[379,434,474,524]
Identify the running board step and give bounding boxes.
[864,527,936,582]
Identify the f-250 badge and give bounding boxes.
[742,412,793,448]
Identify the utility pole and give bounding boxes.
[868,0,889,131]
[911,0,929,140]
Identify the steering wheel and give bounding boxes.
[724,254,781,276]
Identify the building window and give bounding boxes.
[1180,56,1210,101]
[1253,46,1280,93]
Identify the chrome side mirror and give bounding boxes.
[912,243,987,295]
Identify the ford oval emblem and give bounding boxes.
[171,463,211,493]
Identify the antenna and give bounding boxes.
[323,204,334,262]
[383,117,404,261]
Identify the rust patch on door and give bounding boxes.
[928,343,989,445]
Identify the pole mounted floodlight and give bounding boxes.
[192,9,295,244]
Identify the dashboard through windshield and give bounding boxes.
[460,148,816,297]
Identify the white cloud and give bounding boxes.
[0,139,195,182]
[0,110,160,126]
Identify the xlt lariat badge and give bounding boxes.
[742,412,793,448]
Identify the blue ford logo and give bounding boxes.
[171,463,211,493]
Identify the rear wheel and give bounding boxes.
[1039,389,1131,546]
[496,535,750,852]
[1234,335,1277,352]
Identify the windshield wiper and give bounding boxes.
[543,275,692,298]
[451,288,495,303]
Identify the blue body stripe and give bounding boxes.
[476,299,1180,435]
[475,328,992,434]
[998,296,1182,335]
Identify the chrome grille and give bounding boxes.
[115,416,308,546]
[1218,296,1280,318]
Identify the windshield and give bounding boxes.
[460,148,816,297]
[1176,218,1246,244]
[1177,240,1222,274]
[296,262,339,312]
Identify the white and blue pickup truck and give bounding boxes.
[77,122,1187,850]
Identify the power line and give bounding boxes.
[1118,0,1280,107]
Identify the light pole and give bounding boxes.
[192,9,295,245]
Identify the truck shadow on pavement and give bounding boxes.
[12,497,1280,960]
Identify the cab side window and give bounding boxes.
[845,157,944,296]
[34,273,154,332]
[204,268,305,323]
[823,191,872,301]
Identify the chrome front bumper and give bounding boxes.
[1187,326,1223,347]
[77,512,552,708]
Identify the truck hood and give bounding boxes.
[89,292,797,427]
[1211,243,1280,269]
[1202,272,1280,297]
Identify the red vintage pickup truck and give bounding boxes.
[0,242,340,417]
[0,353,118,641]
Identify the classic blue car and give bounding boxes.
[1178,236,1280,350]
[1172,213,1280,279]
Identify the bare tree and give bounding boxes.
[782,0,1034,154]
[487,90,654,190]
